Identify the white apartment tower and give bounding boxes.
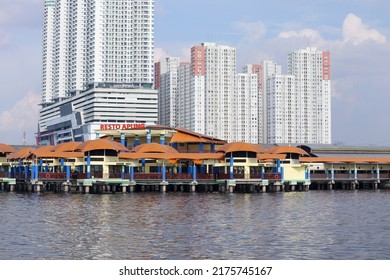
[261,60,282,143]
[266,75,298,143]
[39,0,157,144]
[158,57,180,127]
[42,0,155,104]
[235,71,260,143]
[202,43,237,142]
[288,47,331,144]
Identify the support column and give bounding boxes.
[160,133,165,145]
[162,163,166,182]
[377,164,380,181]
[192,163,197,182]
[229,156,234,180]
[87,152,91,179]
[146,130,151,144]
[130,166,135,181]
[120,132,125,146]
[134,135,140,147]
[331,163,335,181]
[121,165,125,179]
[60,158,65,172]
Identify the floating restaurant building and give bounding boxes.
[4,127,390,193]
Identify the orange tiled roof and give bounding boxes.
[119,152,223,161]
[217,142,266,154]
[7,147,36,160]
[257,153,287,162]
[52,142,81,152]
[267,146,309,156]
[130,143,179,154]
[0,143,15,154]
[76,139,129,152]
[170,129,226,144]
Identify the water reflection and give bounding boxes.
[1,191,390,259]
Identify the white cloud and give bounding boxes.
[342,13,386,45]
[0,91,40,144]
[278,28,324,42]
[234,20,266,42]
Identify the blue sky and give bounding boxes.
[0,0,389,146]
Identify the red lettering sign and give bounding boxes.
[99,123,146,130]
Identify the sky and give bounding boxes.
[0,0,389,146]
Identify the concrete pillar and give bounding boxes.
[87,152,91,179]
[120,132,125,146]
[146,130,151,144]
[160,133,165,145]
[66,166,71,181]
[160,184,167,193]
[191,183,196,192]
[290,185,295,191]
[134,135,140,147]
[328,183,333,190]
[9,183,15,192]
[229,156,234,180]
[192,163,197,182]
[351,182,356,190]
[129,185,135,192]
[374,182,378,190]
[162,164,166,182]
[122,186,127,193]
[85,186,90,194]
[229,185,234,193]
[262,185,266,193]
[34,184,42,193]
[130,166,135,181]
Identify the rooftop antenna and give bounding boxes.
[22,131,27,145]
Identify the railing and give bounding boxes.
[310,173,390,180]
[263,173,281,180]
[38,172,67,179]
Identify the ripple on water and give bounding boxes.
[1,191,390,259]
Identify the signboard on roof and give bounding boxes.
[99,123,146,130]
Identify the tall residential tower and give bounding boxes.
[38,0,157,145]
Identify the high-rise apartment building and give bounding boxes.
[157,57,180,127]
[38,0,157,145]
[265,47,331,144]
[159,43,260,143]
[287,47,331,144]
[266,74,297,143]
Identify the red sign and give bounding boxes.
[99,123,146,130]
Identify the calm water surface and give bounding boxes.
[1,190,390,259]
